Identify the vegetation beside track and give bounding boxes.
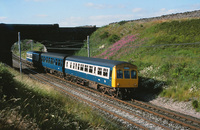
[0,63,119,129]
[76,18,200,111]
[12,39,44,59]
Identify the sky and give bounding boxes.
[0,0,200,27]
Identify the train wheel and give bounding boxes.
[117,91,123,100]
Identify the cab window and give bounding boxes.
[117,70,123,79]
[124,71,130,79]
[131,70,137,79]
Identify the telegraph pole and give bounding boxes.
[87,36,90,57]
[18,32,22,75]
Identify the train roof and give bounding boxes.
[66,55,128,67]
[41,52,69,59]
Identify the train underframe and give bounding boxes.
[64,73,136,99]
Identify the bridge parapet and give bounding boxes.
[0,23,96,66]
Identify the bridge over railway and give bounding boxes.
[0,23,97,66]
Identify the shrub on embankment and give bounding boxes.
[0,63,119,129]
[75,18,200,111]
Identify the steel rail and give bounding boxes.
[13,54,200,130]
[23,69,148,130]
[47,73,200,130]
[132,99,200,126]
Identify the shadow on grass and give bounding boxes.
[0,76,92,129]
[132,76,167,102]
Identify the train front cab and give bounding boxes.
[112,63,138,89]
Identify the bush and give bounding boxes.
[100,32,109,39]
[192,100,199,109]
[118,20,127,25]
[108,34,120,44]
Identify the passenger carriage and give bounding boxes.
[64,56,138,98]
[26,51,42,67]
[41,52,68,77]
[26,51,138,99]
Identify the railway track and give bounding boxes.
[12,54,200,129]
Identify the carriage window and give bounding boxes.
[89,66,93,73]
[58,60,60,66]
[60,60,63,67]
[55,59,57,65]
[98,67,102,76]
[131,70,137,79]
[49,58,50,63]
[117,70,123,79]
[78,64,80,70]
[75,63,77,69]
[66,61,68,68]
[73,63,75,69]
[110,70,112,78]
[103,68,108,77]
[80,64,84,71]
[94,67,96,74]
[124,71,130,79]
[51,58,54,64]
[69,62,72,68]
[85,65,88,72]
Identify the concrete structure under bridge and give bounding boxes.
[0,23,97,66]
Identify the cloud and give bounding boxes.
[25,0,48,2]
[36,14,48,17]
[191,4,200,10]
[0,17,8,22]
[60,17,85,27]
[132,8,143,13]
[60,14,136,27]
[85,2,112,9]
[0,17,7,20]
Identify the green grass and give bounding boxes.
[0,63,120,129]
[75,18,200,111]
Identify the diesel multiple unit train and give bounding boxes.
[26,51,138,99]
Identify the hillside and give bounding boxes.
[76,11,200,111]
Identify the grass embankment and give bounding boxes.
[0,63,119,129]
[76,19,200,111]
